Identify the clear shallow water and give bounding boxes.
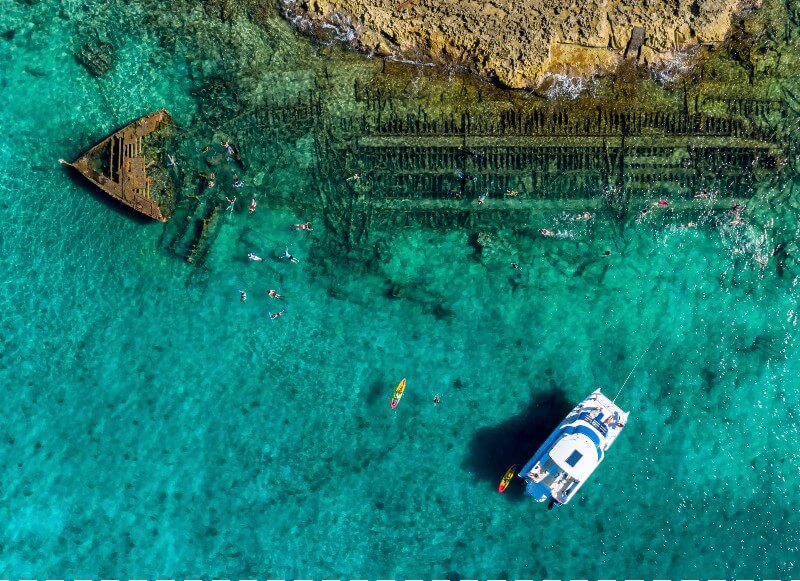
[2,0,800,577]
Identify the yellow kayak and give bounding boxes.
[390,378,406,409]
[498,464,517,493]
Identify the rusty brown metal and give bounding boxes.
[61,109,174,222]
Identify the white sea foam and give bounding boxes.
[651,46,696,86]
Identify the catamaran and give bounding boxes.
[519,389,628,508]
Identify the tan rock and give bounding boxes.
[281,0,748,87]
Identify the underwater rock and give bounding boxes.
[1,30,15,41]
[278,0,748,87]
[74,39,114,78]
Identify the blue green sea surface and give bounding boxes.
[2,0,800,577]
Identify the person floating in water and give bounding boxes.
[433,394,441,405]
[225,195,236,212]
[456,169,477,184]
[658,199,668,207]
[166,153,177,168]
[232,174,244,189]
[477,193,487,205]
[269,309,287,321]
[505,189,520,198]
[249,198,257,214]
[346,173,361,182]
[457,144,480,159]
[200,172,215,189]
[280,247,300,264]
[222,139,236,159]
[573,212,592,221]
[268,289,284,299]
[511,262,519,269]
[293,222,312,231]
[539,228,554,237]
[239,290,247,303]
[602,249,612,257]
[247,252,263,262]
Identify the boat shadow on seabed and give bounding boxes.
[463,387,573,500]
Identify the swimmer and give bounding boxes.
[602,249,612,257]
[268,289,284,299]
[269,309,287,321]
[166,153,177,167]
[247,252,263,262]
[639,207,649,218]
[225,195,236,212]
[456,169,477,182]
[732,203,743,213]
[730,217,744,226]
[477,193,487,205]
[511,262,519,269]
[239,290,247,303]
[222,139,236,157]
[505,189,520,198]
[433,394,441,405]
[574,212,592,221]
[293,222,312,231]
[249,198,257,214]
[346,173,361,181]
[280,247,300,264]
[199,172,216,188]
[232,174,243,189]
[679,221,698,229]
[658,199,668,207]
[539,228,554,236]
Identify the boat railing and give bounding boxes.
[578,411,610,436]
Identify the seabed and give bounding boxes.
[2,0,800,576]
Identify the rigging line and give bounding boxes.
[613,333,658,403]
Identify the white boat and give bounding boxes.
[519,389,629,508]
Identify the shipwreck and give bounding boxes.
[60,109,176,222]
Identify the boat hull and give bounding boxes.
[62,109,175,222]
[519,389,628,506]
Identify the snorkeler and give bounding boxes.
[433,394,441,405]
[249,198,257,214]
[539,229,554,237]
[166,153,177,167]
[199,172,216,189]
[505,189,520,198]
[346,173,361,181]
[477,193,487,205]
[280,247,300,264]
[269,309,287,321]
[225,195,236,212]
[222,139,236,158]
[268,289,284,299]
[293,222,312,231]
[511,262,520,269]
[239,290,247,303]
[232,174,243,189]
[247,252,263,262]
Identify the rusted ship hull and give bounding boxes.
[61,109,175,222]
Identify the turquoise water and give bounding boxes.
[2,0,800,577]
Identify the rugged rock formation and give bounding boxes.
[281,0,750,87]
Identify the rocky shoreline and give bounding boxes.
[279,0,752,87]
